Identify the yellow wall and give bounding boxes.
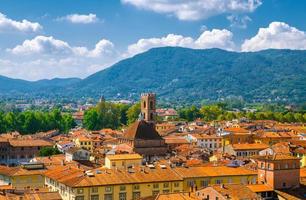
[12,174,45,189]
[181,175,257,191]
[46,179,183,200]
[105,158,142,169]
[75,138,93,152]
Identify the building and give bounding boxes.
[65,147,90,162]
[196,184,259,200]
[74,136,93,152]
[104,154,143,169]
[121,120,168,156]
[120,93,168,157]
[256,154,301,190]
[172,166,257,192]
[0,163,46,190]
[223,143,269,158]
[221,127,253,145]
[0,137,53,166]
[44,164,183,200]
[141,93,156,123]
[191,134,222,151]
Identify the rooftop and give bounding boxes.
[106,153,143,160]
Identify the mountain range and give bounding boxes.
[1,47,305,104]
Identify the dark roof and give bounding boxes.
[124,120,163,140]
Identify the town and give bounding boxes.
[0,93,305,200]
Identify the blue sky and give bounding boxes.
[0,0,306,80]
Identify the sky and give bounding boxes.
[0,0,306,81]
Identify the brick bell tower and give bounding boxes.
[257,154,300,190]
[140,93,156,123]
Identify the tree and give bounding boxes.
[200,105,222,121]
[83,109,99,130]
[127,102,141,124]
[39,146,61,157]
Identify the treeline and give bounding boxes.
[0,109,76,134]
[179,104,306,122]
[83,101,140,130]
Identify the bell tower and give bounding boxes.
[140,93,156,123]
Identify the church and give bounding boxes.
[120,93,168,157]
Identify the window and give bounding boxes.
[187,180,195,187]
[77,188,83,194]
[284,163,289,169]
[268,164,271,170]
[163,182,169,188]
[207,195,210,200]
[120,185,126,191]
[105,186,112,193]
[132,192,141,200]
[112,162,116,167]
[143,101,146,108]
[163,190,170,194]
[261,163,264,169]
[241,177,247,184]
[152,191,159,196]
[228,178,233,184]
[91,187,98,193]
[119,193,126,200]
[91,195,99,200]
[174,182,180,187]
[293,163,296,168]
[201,180,209,187]
[133,185,140,190]
[75,196,84,200]
[215,179,222,184]
[282,182,286,187]
[104,194,113,200]
[153,183,159,189]
[216,197,219,200]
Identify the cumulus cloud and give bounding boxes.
[57,13,99,24]
[2,36,118,80]
[0,12,42,32]
[122,0,262,20]
[227,15,252,29]
[8,35,115,58]
[241,22,306,51]
[126,29,235,56]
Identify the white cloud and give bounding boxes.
[227,15,252,29]
[126,29,235,56]
[2,36,119,80]
[0,12,42,32]
[122,0,262,21]
[8,35,115,58]
[8,36,72,55]
[241,22,306,51]
[58,13,99,24]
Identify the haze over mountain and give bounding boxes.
[0,47,305,104]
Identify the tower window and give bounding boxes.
[150,113,154,121]
[143,101,146,108]
[150,101,153,109]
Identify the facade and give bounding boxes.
[223,143,269,158]
[120,120,168,156]
[44,165,183,200]
[0,165,46,190]
[192,134,222,151]
[104,154,143,169]
[0,138,53,166]
[44,164,258,200]
[141,93,156,123]
[172,166,258,192]
[65,147,90,162]
[256,154,301,190]
[196,184,259,200]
